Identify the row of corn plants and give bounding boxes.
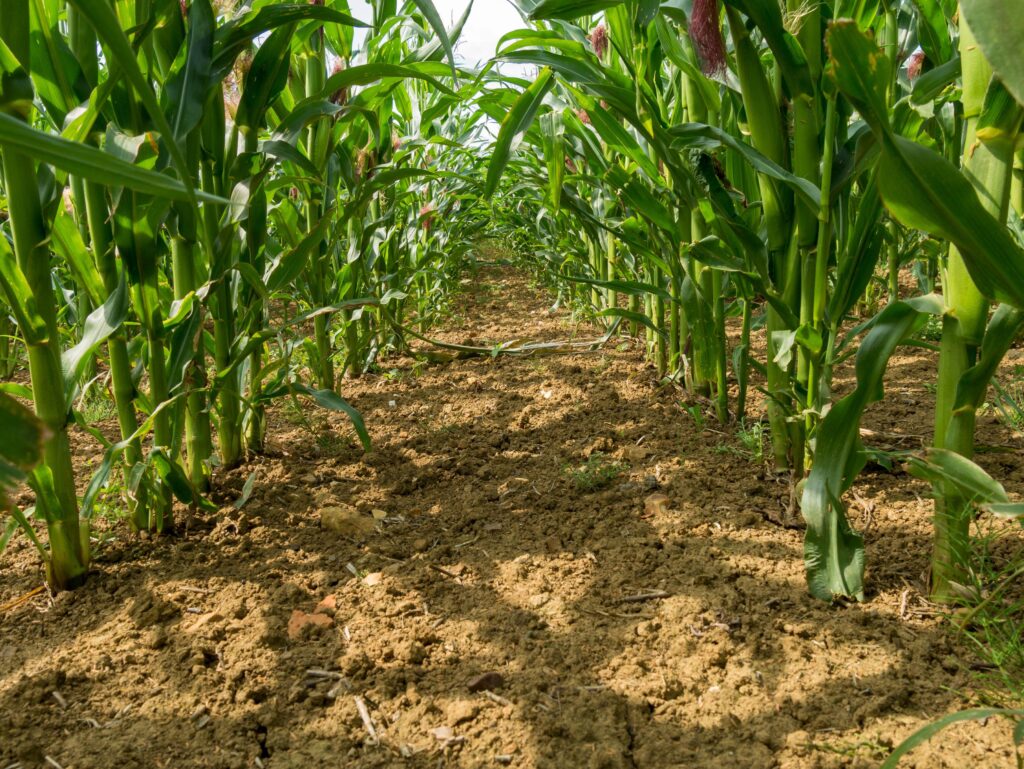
[485,0,1024,602]
[0,0,493,590]
[4,0,1024,609]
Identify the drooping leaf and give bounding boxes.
[484,69,555,197]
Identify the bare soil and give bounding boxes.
[2,267,1023,769]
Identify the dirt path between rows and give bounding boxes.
[2,266,1022,769]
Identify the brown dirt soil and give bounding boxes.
[2,267,1023,769]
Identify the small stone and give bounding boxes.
[467,671,504,693]
[583,437,613,458]
[143,627,167,650]
[622,445,650,462]
[413,538,429,552]
[287,610,334,640]
[399,641,428,665]
[186,612,224,634]
[529,593,551,609]
[371,508,388,520]
[447,700,479,725]
[431,726,454,742]
[321,505,375,537]
[362,572,383,587]
[315,595,338,615]
[785,730,810,756]
[644,492,670,516]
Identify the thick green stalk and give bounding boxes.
[726,5,795,468]
[790,1,822,393]
[305,33,334,390]
[605,232,617,311]
[669,273,681,373]
[806,96,839,429]
[0,311,14,377]
[736,295,752,422]
[711,270,728,423]
[1,4,86,588]
[242,128,267,452]
[171,234,211,491]
[81,177,149,526]
[931,11,1022,601]
[198,93,243,468]
[69,8,150,522]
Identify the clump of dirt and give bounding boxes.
[1,268,1022,769]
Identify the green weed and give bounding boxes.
[565,452,626,492]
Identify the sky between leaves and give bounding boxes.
[346,0,527,67]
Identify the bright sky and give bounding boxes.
[346,0,526,66]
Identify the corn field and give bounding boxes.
[2,0,1024,764]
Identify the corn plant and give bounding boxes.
[0,0,482,589]
[484,0,1024,604]
[801,5,1024,601]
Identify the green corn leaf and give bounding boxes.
[80,395,184,519]
[65,0,198,199]
[272,100,348,143]
[910,55,961,105]
[260,139,321,179]
[236,24,296,131]
[801,294,943,601]
[213,4,367,79]
[911,0,954,64]
[671,122,821,210]
[165,303,202,395]
[907,448,1010,504]
[233,472,257,511]
[164,0,215,143]
[0,233,48,346]
[0,113,226,204]
[61,274,128,400]
[880,709,1024,769]
[540,109,564,213]
[0,392,46,495]
[828,21,1024,311]
[150,448,217,512]
[688,237,758,276]
[265,213,335,293]
[485,68,554,197]
[406,1,472,64]
[288,382,371,450]
[982,503,1024,520]
[28,0,86,125]
[597,308,664,336]
[50,209,106,309]
[408,0,458,76]
[522,0,625,20]
[561,273,676,303]
[319,62,457,100]
[961,0,1024,107]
